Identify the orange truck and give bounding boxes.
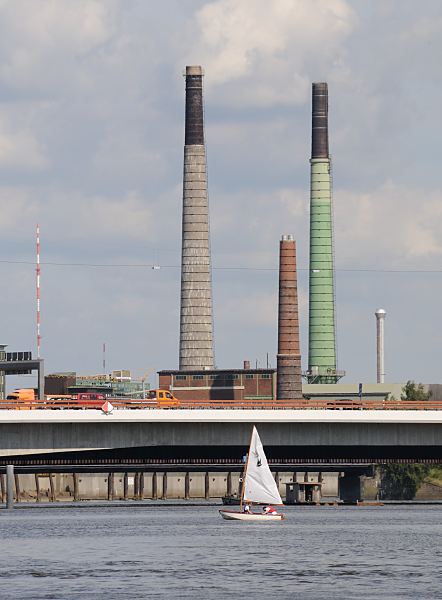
[146,389,180,408]
[6,388,37,409]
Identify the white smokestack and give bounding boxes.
[375,309,386,384]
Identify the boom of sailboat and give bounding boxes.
[219,426,285,521]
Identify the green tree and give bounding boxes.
[382,464,430,500]
[401,380,431,401]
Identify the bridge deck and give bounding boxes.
[1,409,442,424]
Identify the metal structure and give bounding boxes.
[36,224,41,359]
[276,235,302,400]
[375,309,386,384]
[0,357,44,399]
[179,65,215,370]
[305,83,344,384]
[0,344,6,400]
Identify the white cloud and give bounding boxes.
[335,182,442,266]
[0,0,119,93]
[190,0,355,106]
[2,0,442,384]
[0,124,49,170]
[0,186,154,250]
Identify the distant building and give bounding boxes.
[158,368,277,402]
[45,370,146,398]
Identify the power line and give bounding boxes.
[1,258,442,273]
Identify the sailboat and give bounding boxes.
[219,426,285,521]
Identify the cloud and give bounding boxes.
[335,182,442,266]
[0,123,49,170]
[2,0,442,386]
[0,0,119,95]
[190,0,356,106]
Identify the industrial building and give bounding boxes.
[45,370,146,398]
[158,366,276,402]
[0,345,44,400]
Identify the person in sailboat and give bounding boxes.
[219,427,284,521]
[263,505,277,515]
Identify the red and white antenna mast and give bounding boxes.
[36,224,41,359]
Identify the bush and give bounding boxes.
[382,464,430,500]
[401,381,431,401]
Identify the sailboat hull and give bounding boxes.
[219,510,284,521]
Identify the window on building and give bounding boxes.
[226,374,239,380]
[245,374,254,379]
[175,375,187,381]
[260,374,271,379]
[193,375,204,380]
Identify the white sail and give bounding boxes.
[243,426,283,505]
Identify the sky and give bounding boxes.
[1,0,442,389]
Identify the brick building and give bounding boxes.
[158,368,277,403]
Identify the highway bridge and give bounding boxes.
[1,409,442,463]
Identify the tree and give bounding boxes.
[382,464,430,500]
[401,380,431,401]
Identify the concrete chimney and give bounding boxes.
[179,66,215,370]
[307,82,343,384]
[277,235,302,401]
[375,309,386,383]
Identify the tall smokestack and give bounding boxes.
[306,82,343,384]
[277,235,302,401]
[375,309,386,384]
[179,66,215,370]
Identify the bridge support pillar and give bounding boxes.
[123,473,128,500]
[139,472,144,500]
[14,473,21,503]
[6,465,14,510]
[152,472,158,500]
[162,472,168,500]
[108,472,114,501]
[49,473,55,502]
[73,473,79,501]
[134,472,139,499]
[184,472,190,500]
[35,474,40,503]
[339,473,362,503]
[226,471,232,496]
[205,472,210,500]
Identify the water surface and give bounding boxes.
[1,504,441,599]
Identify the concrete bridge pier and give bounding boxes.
[338,467,377,503]
[7,465,14,509]
[339,473,362,503]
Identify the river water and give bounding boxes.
[1,504,441,599]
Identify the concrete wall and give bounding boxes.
[0,471,340,502]
[2,419,442,456]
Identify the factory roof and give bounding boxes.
[159,368,276,375]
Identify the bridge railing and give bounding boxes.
[1,398,442,410]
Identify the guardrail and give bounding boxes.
[1,398,442,410]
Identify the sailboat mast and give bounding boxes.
[239,426,255,510]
